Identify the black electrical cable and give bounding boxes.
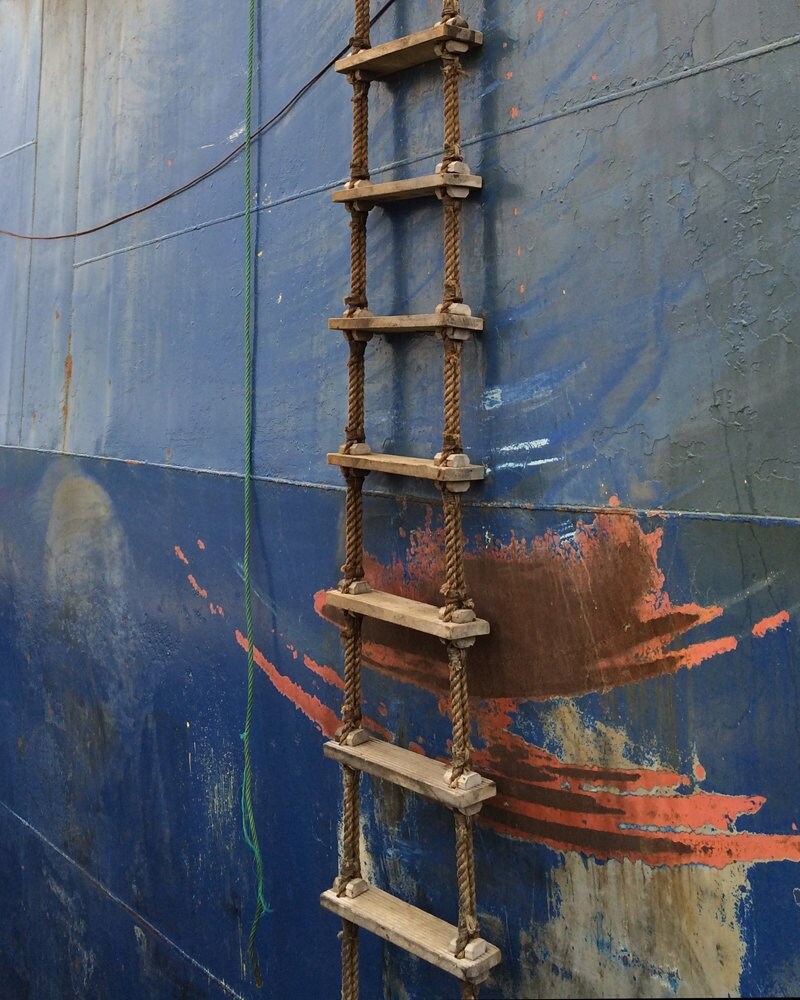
[0,0,399,242]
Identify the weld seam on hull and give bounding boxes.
[0,800,247,1000]
[2,443,799,528]
[70,32,800,268]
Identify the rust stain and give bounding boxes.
[752,609,790,637]
[307,509,800,867]
[61,332,73,452]
[319,510,733,701]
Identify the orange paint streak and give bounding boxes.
[174,545,189,566]
[753,610,790,637]
[537,8,544,23]
[197,538,206,550]
[485,816,800,869]
[236,631,341,736]
[510,106,520,119]
[187,574,208,599]
[505,71,513,79]
[303,653,344,691]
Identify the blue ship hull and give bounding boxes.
[2,2,800,997]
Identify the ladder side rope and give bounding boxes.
[336,4,371,1000]
[438,8,483,997]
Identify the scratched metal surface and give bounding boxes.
[1,1,800,997]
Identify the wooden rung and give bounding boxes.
[320,883,501,983]
[333,172,482,206]
[328,452,484,483]
[328,313,484,334]
[335,25,483,78]
[324,736,496,812]
[325,589,489,640]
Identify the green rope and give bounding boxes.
[241,0,267,988]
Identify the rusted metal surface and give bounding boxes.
[1,1,800,997]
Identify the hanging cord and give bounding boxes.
[240,0,268,988]
[0,0,399,243]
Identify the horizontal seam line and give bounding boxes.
[0,139,35,162]
[0,799,247,1000]
[1,444,797,526]
[71,32,800,266]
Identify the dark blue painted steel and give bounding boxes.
[2,0,800,997]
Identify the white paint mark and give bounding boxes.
[498,437,550,453]
[494,456,562,471]
[483,387,504,410]
[200,143,215,150]
[228,124,246,142]
[276,293,283,304]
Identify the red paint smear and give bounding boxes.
[305,510,800,867]
[187,574,208,599]
[752,610,790,637]
[236,631,341,736]
[174,545,189,566]
[303,653,344,691]
[332,510,734,700]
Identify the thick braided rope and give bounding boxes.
[339,470,366,585]
[454,813,479,953]
[443,197,462,308]
[351,0,372,51]
[341,920,360,1000]
[339,762,362,998]
[441,0,461,20]
[447,642,472,782]
[343,337,367,449]
[345,209,369,313]
[439,488,472,619]
[350,78,370,181]
[462,980,480,1000]
[441,336,463,459]
[442,51,462,166]
[338,611,364,738]
[339,764,362,888]
[338,12,371,1000]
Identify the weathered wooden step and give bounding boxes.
[320,883,501,983]
[325,588,489,640]
[328,312,484,335]
[333,170,482,206]
[328,451,484,483]
[324,735,496,812]
[335,24,483,78]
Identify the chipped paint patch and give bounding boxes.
[752,610,790,637]
[519,855,748,997]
